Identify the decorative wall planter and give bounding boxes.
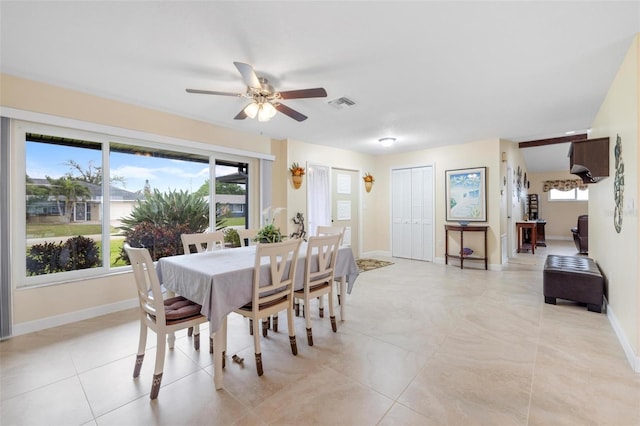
[289,162,305,190]
[363,173,374,193]
[292,175,303,189]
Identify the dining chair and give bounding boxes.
[238,228,259,247]
[181,230,225,254]
[233,238,302,376]
[294,234,341,346]
[309,225,345,315]
[316,225,345,245]
[124,244,211,399]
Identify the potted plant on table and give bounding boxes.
[255,207,285,243]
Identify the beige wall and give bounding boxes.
[282,139,376,251]
[527,171,588,239]
[373,139,503,265]
[589,35,639,360]
[1,74,271,154]
[1,74,272,325]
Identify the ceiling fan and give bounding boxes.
[186,62,327,122]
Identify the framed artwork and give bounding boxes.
[445,167,487,222]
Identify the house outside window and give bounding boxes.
[17,123,253,287]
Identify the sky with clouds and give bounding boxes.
[26,141,221,194]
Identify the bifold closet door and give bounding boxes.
[392,168,412,259]
[391,166,433,261]
[411,167,433,261]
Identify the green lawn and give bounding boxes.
[25,219,246,267]
[26,223,119,237]
[219,217,245,227]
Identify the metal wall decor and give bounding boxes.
[613,134,624,233]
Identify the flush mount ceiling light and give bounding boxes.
[378,137,396,147]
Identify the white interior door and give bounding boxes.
[413,166,433,261]
[307,164,331,236]
[392,168,412,259]
[392,166,434,261]
[507,166,514,258]
[331,168,359,258]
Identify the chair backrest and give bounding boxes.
[577,215,588,236]
[124,244,165,324]
[316,225,345,246]
[251,239,302,313]
[304,234,341,293]
[181,231,225,254]
[238,228,259,247]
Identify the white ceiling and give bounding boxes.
[1,1,638,172]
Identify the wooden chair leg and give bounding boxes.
[133,321,148,378]
[252,319,263,376]
[287,307,298,355]
[151,332,166,399]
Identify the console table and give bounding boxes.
[445,224,488,270]
[516,221,537,254]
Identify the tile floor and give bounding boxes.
[1,240,639,425]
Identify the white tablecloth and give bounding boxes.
[156,243,359,333]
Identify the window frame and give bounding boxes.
[548,187,589,202]
[12,119,260,289]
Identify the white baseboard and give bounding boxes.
[606,302,640,373]
[11,298,138,337]
[547,235,573,241]
[359,250,391,258]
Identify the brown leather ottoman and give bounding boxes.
[543,255,604,313]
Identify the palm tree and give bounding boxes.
[45,176,91,222]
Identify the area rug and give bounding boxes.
[356,258,394,272]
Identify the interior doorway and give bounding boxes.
[331,168,360,258]
[307,164,360,257]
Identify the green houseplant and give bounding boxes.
[254,206,285,243]
[254,224,283,244]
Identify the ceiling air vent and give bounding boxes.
[327,96,356,110]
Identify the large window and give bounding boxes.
[548,188,588,201]
[17,123,254,287]
[25,135,104,277]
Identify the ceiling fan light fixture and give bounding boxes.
[379,137,396,147]
[258,102,277,121]
[244,102,259,119]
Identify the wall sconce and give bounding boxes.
[363,172,374,193]
[501,152,507,162]
[289,162,305,189]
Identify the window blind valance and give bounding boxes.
[542,179,588,192]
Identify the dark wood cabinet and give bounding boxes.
[522,220,547,247]
[527,194,539,220]
[569,137,609,183]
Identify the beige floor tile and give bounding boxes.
[1,239,638,425]
[80,346,201,416]
[253,365,394,425]
[323,332,427,399]
[96,370,248,425]
[378,402,431,426]
[0,376,93,425]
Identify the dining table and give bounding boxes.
[156,241,359,389]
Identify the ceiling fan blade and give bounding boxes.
[278,88,327,100]
[186,88,242,97]
[234,108,248,120]
[233,62,261,89]
[275,103,308,122]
